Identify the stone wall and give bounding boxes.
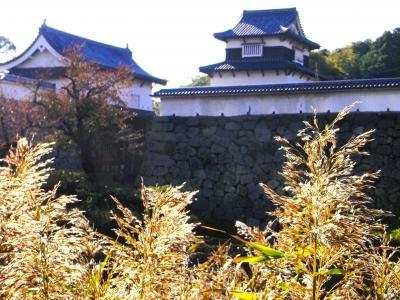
[142,112,400,227]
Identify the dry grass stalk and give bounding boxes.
[187,243,250,300]
[103,184,200,299]
[230,104,400,299]
[0,138,224,299]
[363,233,400,300]
[0,138,106,299]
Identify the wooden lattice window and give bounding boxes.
[242,43,263,57]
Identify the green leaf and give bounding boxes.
[247,242,285,258]
[201,225,247,242]
[188,242,201,254]
[100,254,110,270]
[233,255,269,264]
[231,291,257,300]
[201,226,284,259]
[328,268,347,275]
[280,282,289,291]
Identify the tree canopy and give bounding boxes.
[184,75,210,87]
[0,36,15,62]
[34,47,136,181]
[311,27,400,79]
[0,36,15,54]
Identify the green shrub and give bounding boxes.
[391,228,400,244]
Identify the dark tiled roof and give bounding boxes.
[199,59,328,80]
[1,73,55,89]
[1,25,166,85]
[214,8,319,49]
[154,77,400,97]
[40,25,166,84]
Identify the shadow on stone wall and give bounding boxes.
[142,112,400,229]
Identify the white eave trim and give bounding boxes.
[0,35,65,72]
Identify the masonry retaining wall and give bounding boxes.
[142,112,400,227]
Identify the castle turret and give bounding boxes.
[200,8,326,86]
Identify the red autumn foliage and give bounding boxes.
[32,46,138,181]
[0,95,43,150]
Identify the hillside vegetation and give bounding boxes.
[311,28,400,79]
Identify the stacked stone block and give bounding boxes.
[142,112,400,227]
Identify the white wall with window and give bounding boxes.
[120,81,153,110]
[226,37,310,56]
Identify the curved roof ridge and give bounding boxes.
[40,25,166,84]
[213,7,319,49]
[294,14,305,37]
[243,7,297,14]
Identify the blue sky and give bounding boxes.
[1,0,400,87]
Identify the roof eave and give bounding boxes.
[213,32,231,42]
[283,31,320,50]
[199,62,327,80]
[199,66,214,75]
[2,74,56,89]
[213,32,320,49]
[135,74,167,85]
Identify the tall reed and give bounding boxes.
[0,138,106,299]
[229,104,400,299]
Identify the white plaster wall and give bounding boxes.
[18,50,65,68]
[0,78,154,110]
[120,81,153,110]
[0,80,37,100]
[210,71,313,86]
[294,47,306,64]
[11,73,154,110]
[17,77,154,110]
[226,37,310,55]
[160,89,400,116]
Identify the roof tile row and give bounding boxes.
[154,77,400,97]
